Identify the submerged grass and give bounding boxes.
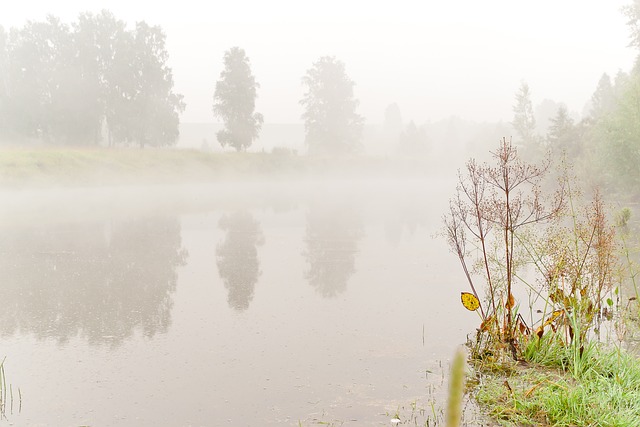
[0,358,19,420]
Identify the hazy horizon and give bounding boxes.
[2,1,637,125]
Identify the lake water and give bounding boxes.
[0,179,480,426]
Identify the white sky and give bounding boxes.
[1,1,637,124]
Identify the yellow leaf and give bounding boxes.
[461,292,480,311]
[542,309,563,328]
[535,310,564,338]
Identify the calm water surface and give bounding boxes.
[0,179,478,426]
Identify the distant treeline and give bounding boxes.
[0,11,184,147]
[509,61,640,199]
[5,6,640,199]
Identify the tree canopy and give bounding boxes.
[623,0,640,50]
[589,63,640,190]
[212,47,263,151]
[300,56,363,155]
[589,73,616,120]
[0,11,184,147]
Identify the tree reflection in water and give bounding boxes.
[0,216,187,346]
[383,197,428,247]
[303,201,363,297]
[216,211,265,311]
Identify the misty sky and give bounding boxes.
[2,1,637,125]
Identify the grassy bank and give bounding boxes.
[0,147,431,188]
[0,147,296,187]
[471,337,640,426]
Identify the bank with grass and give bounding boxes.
[0,147,299,187]
[0,146,432,188]
[468,337,640,426]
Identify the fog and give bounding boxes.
[0,180,481,425]
[2,1,640,425]
[3,0,635,125]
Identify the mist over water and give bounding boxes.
[0,179,478,425]
[2,1,640,425]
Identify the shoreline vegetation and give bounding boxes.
[0,147,434,188]
[443,138,640,426]
[470,337,640,426]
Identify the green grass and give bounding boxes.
[0,147,286,186]
[0,146,429,188]
[472,337,640,426]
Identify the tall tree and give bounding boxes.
[534,98,563,136]
[4,17,63,140]
[71,11,121,145]
[581,4,640,192]
[512,82,537,145]
[212,47,263,151]
[300,56,363,155]
[547,105,578,158]
[1,12,184,147]
[43,16,96,144]
[595,64,640,191]
[73,11,132,146]
[102,21,184,148]
[589,73,616,120]
[5,16,102,144]
[125,22,185,147]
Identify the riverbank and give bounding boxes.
[0,147,433,188]
[471,336,640,426]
